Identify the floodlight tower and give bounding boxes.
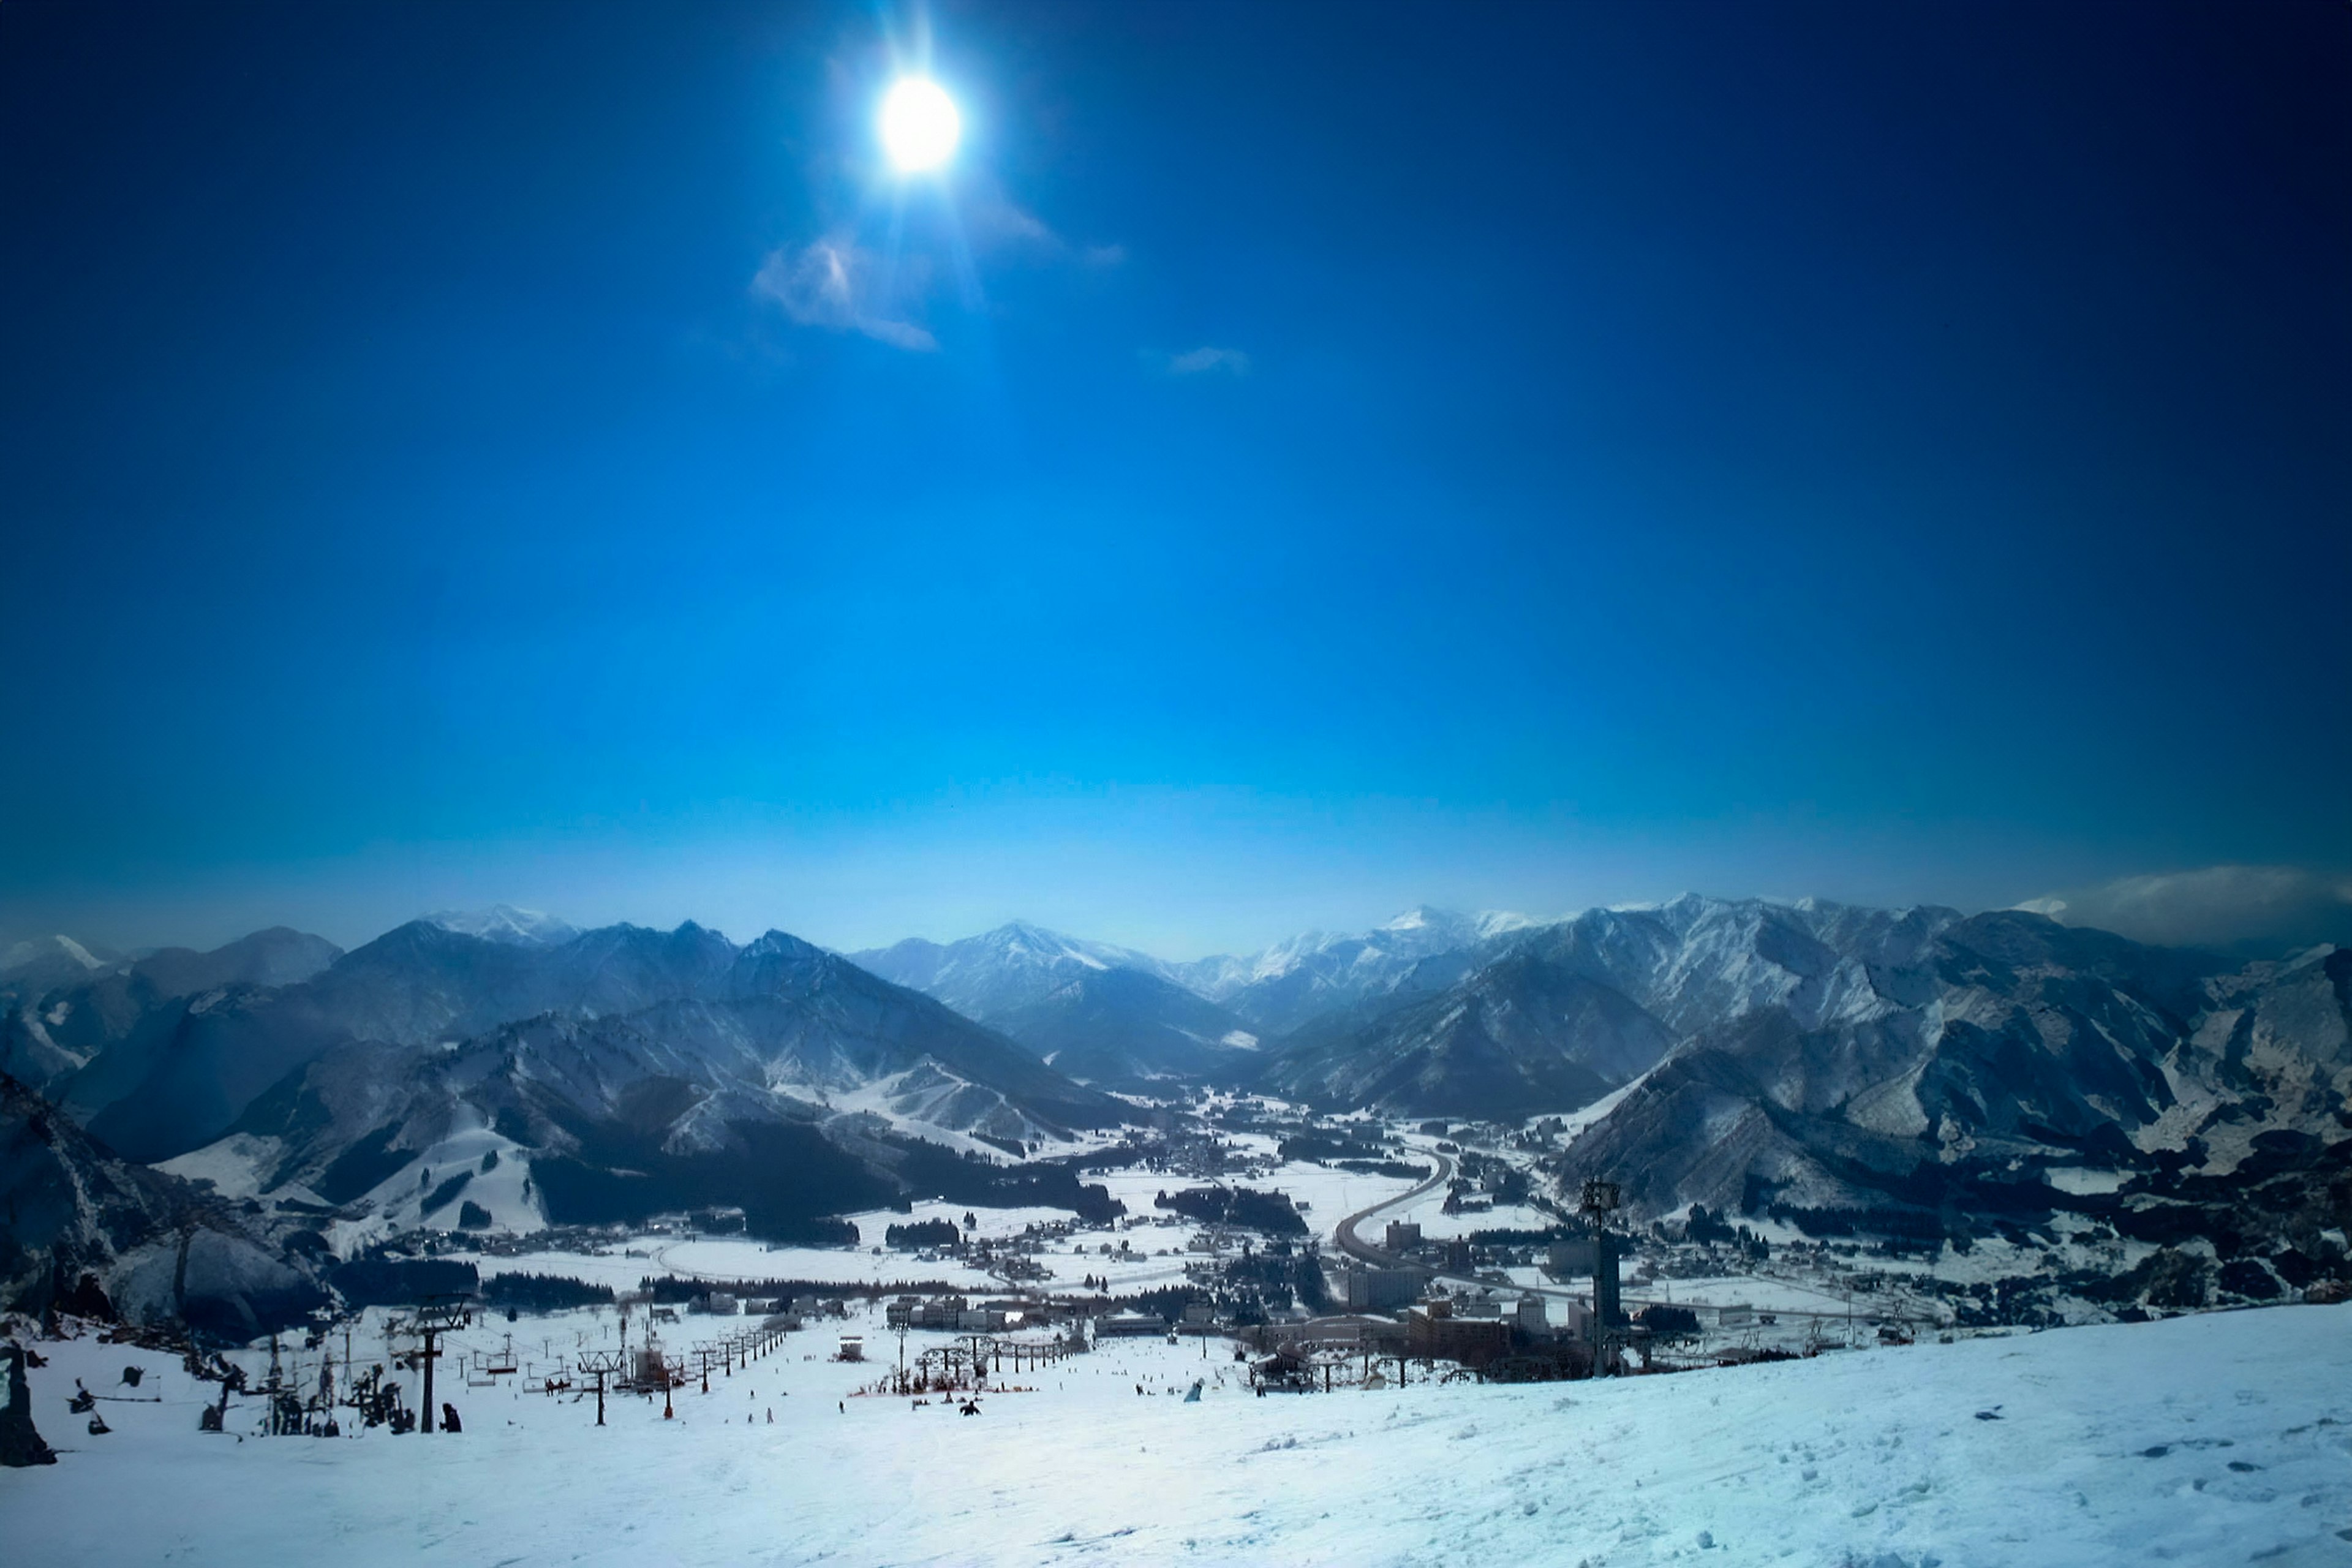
[1578,1177,1625,1369]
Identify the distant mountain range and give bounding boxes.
[846,898,2352,1273]
[6,894,2347,1316]
[0,913,1133,1317]
[1172,906,1544,1035]
[851,906,1542,1070]
[851,922,1259,1087]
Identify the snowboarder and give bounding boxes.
[440,1403,462,1433]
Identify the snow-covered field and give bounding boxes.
[8,1302,2347,1566]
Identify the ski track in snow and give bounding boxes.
[6,1303,2349,1566]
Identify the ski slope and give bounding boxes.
[4,1303,2348,1566]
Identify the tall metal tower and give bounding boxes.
[1578,1177,1624,1351]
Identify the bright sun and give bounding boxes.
[880,78,960,173]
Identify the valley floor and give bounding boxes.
[6,1301,2348,1566]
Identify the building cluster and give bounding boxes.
[685,1291,848,1323]
[883,1295,1034,1334]
[1326,1262,1591,1370]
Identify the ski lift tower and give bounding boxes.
[387,1297,472,1433]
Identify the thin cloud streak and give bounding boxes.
[752,235,938,352]
[1168,345,1250,375]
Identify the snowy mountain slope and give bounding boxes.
[0,928,342,1107]
[1256,896,1958,1117]
[0,1072,326,1335]
[985,966,1259,1087]
[849,921,1178,1020]
[22,918,1121,1177]
[1174,905,1539,1035]
[7,1295,2348,1567]
[1264,947,1672,1116]
[160,929,1132,1241]
[847,922,1270,1086]
[1542,914,2352,1273]
[1250,898,2350,1275]
[423,903,580,946]
[856,908,1542,1046]
[0,935,115,998]
[70,919,744,1161]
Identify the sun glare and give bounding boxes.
[880,77,960,173]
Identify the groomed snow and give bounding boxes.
[7,1302,2347,1565]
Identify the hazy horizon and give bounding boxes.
[10,856,2348,968]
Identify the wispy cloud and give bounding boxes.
[968,194,1058,252]
[751,235,937,352]
[966,189,1125,268]
[1167,345,1250,376]
[2014,864,2352,951]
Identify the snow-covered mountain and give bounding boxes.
[986,967,1259,1088]
[1556,911,2351,1232]
[7,919,1129,1204]
[1173,906,1542,1035]
[1253,895,2350,1272]
[848,922,1263,1087]
[204,928,1128,1240]
[850,922,1178,1020]
[856,908,1542,1046]
[0,933,118,1000]
[1260,896,1983,1115]
[0,927,344,1109]
[0,1071,328,1335]
[423,903,580,947]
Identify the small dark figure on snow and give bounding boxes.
[120,1366,143,1388]
[87,1412,111,1436]
[68,1382,96,1415]
[440,1403,461,1433]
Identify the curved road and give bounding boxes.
[1333,1149,1455,1267]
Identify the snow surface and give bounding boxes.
[9,1301,2348,1566]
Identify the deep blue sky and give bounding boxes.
[4,1,2347,957]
